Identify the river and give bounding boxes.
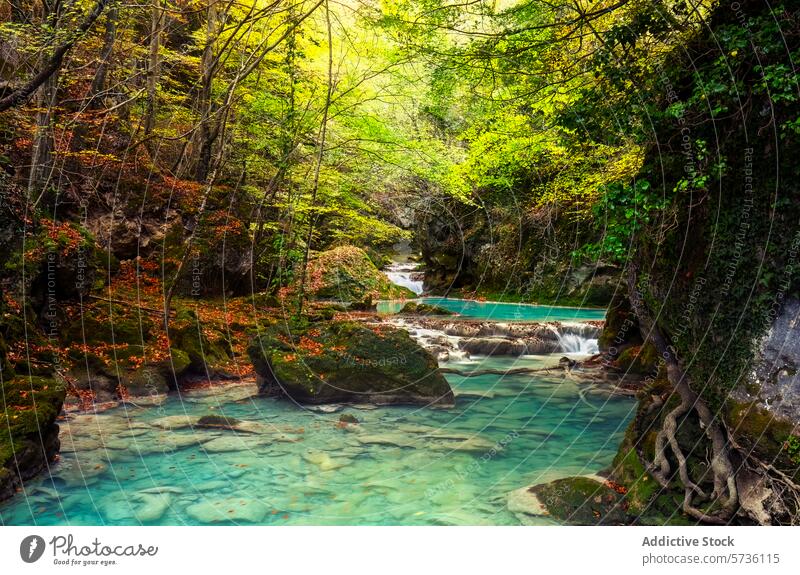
[0,266,633,526]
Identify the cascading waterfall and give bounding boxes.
[554,333,599,355]
[384,261,424,295]
[549,324,599,355]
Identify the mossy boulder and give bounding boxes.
[1,375,66,501]
[248,319,454,406]
[305,246,415,302]
[399,302,454,316]
[64,303,153,346]
[169,309,230,373]
[522,476,629,525]
[119,366,169,397]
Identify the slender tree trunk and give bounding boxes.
[28,1,61,199]
[88,5,118,109]
[28,74,57,198]
[296,0,333,315]
[194,1,219,183]
[143,0,162,136]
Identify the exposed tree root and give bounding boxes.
[729,436,800,525]
[626,263,738,524]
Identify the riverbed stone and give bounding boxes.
[185,498,270,523]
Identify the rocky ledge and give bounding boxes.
[1,376,66,502]
[248,318,454,406]
[389,316,602,359]
[508,475,631,525]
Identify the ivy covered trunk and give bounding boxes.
[617,0,800,524]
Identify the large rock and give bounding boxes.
[248,319,454,406]
[459,337,559,356]
[740,298,800,421]
[0,376,66,501]
[399,302,454,316]
[511,476,629,525]
[304,246,414,302]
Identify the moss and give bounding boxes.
[726,401,799,479]
[164,349,191,377]
[598,292,641,353]
[248,318,454,405]
[120,366,169,396]
[304,246,416,302]
[64,303,154,346]
[529,476,628,525]
[399,302,454,315]
[0,376,65,469]
[615,342,658,374]
[169,309,229,373]
[609,420,659,516]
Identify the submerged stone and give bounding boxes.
[202,435,271,453]
[150,415,196,430]
[302,450,351,471]
[185,498,270,523]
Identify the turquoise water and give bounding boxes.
[0,351,634,526]
[377,298,606,322]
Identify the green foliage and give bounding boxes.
[785,435,800,466]
[579,179,669,263]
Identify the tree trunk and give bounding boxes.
[27,1,61,199]
[88,5,118,109]
[296,0,333,315]
[194,0,219,183]
[143,0,162,136]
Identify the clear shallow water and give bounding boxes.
[377,298,606,322]
[0,352,634,526]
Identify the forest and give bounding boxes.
[1,0,800,526]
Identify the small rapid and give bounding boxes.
[549,323,600,355]
[553,333,599,355]
[391,317,601,361]
[384,262,424,295]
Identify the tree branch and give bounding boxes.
[0,0,112,113]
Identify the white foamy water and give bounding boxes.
[555,333,599,355]
[548,323,599,355]
[392,317,599,362]
[388,318,472,363]
[385,262,424,295]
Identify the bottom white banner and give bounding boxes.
[0,526,798,574]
